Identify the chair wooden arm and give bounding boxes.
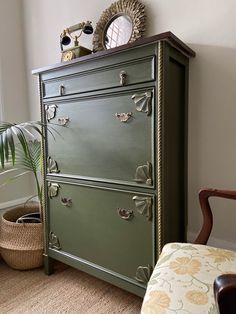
[194,189,236,313]
[194,188,236,245]
[214,274,236,314]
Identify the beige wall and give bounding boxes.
[22,0,236,248]
[0,0,33,204]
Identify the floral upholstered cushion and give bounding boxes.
[141,242,236,314]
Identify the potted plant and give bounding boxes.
[0,121,46,270]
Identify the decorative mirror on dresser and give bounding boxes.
[92,0,146,51]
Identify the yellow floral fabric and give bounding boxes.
[141,243,236,314]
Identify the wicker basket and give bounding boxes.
[0,203,43,270]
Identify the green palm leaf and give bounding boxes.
[6,128,15,165]
[0,121,46,205]
[0,120,59,206]
[0,121,44,168]
[0,141,41,188]
[2,131,9,162]
[4,140,42,204]
[15,140,41,173]
[0,134,4,168]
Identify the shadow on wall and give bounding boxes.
[187,44,236,248]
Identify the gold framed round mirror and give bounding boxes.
[93,0,146,52]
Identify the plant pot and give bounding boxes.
[0,203,43,270]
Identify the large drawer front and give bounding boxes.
[47,182,154,283]
[46,88,154,187]
[43,56,155,98]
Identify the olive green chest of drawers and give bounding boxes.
[33,32,195,297]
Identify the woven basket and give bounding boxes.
[0,203,43,270]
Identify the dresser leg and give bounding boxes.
[43,254,54,275]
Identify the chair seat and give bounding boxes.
[141,242,236,314]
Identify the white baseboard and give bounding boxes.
[0,196,34,210]
[188,231,236,251]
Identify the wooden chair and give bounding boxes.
[141,189,236,314]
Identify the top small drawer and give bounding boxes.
[42,56,155,98]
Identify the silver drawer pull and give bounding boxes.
[61,197,72,207]
[115,112,132,123]
[59,84,65,96]
[57,117,70,126]
[117,208,133,220]
[119,70,127,86]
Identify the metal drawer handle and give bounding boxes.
[57,117,70,126]
[119,70,127,86]
[115,112,132,123]
[117,208,133,220]
[59,84,65,96]
[61,197,72,207]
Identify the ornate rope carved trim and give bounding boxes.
[39,79,47,255]
[157,41,164,257]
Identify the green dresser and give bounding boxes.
[33,32,195,297]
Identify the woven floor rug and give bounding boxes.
[0,258,142,313]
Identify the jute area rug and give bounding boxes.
[0,258,142,314]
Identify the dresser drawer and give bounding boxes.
[46,88,154,187]
[42,56,155,98]
[47,182,154,283]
